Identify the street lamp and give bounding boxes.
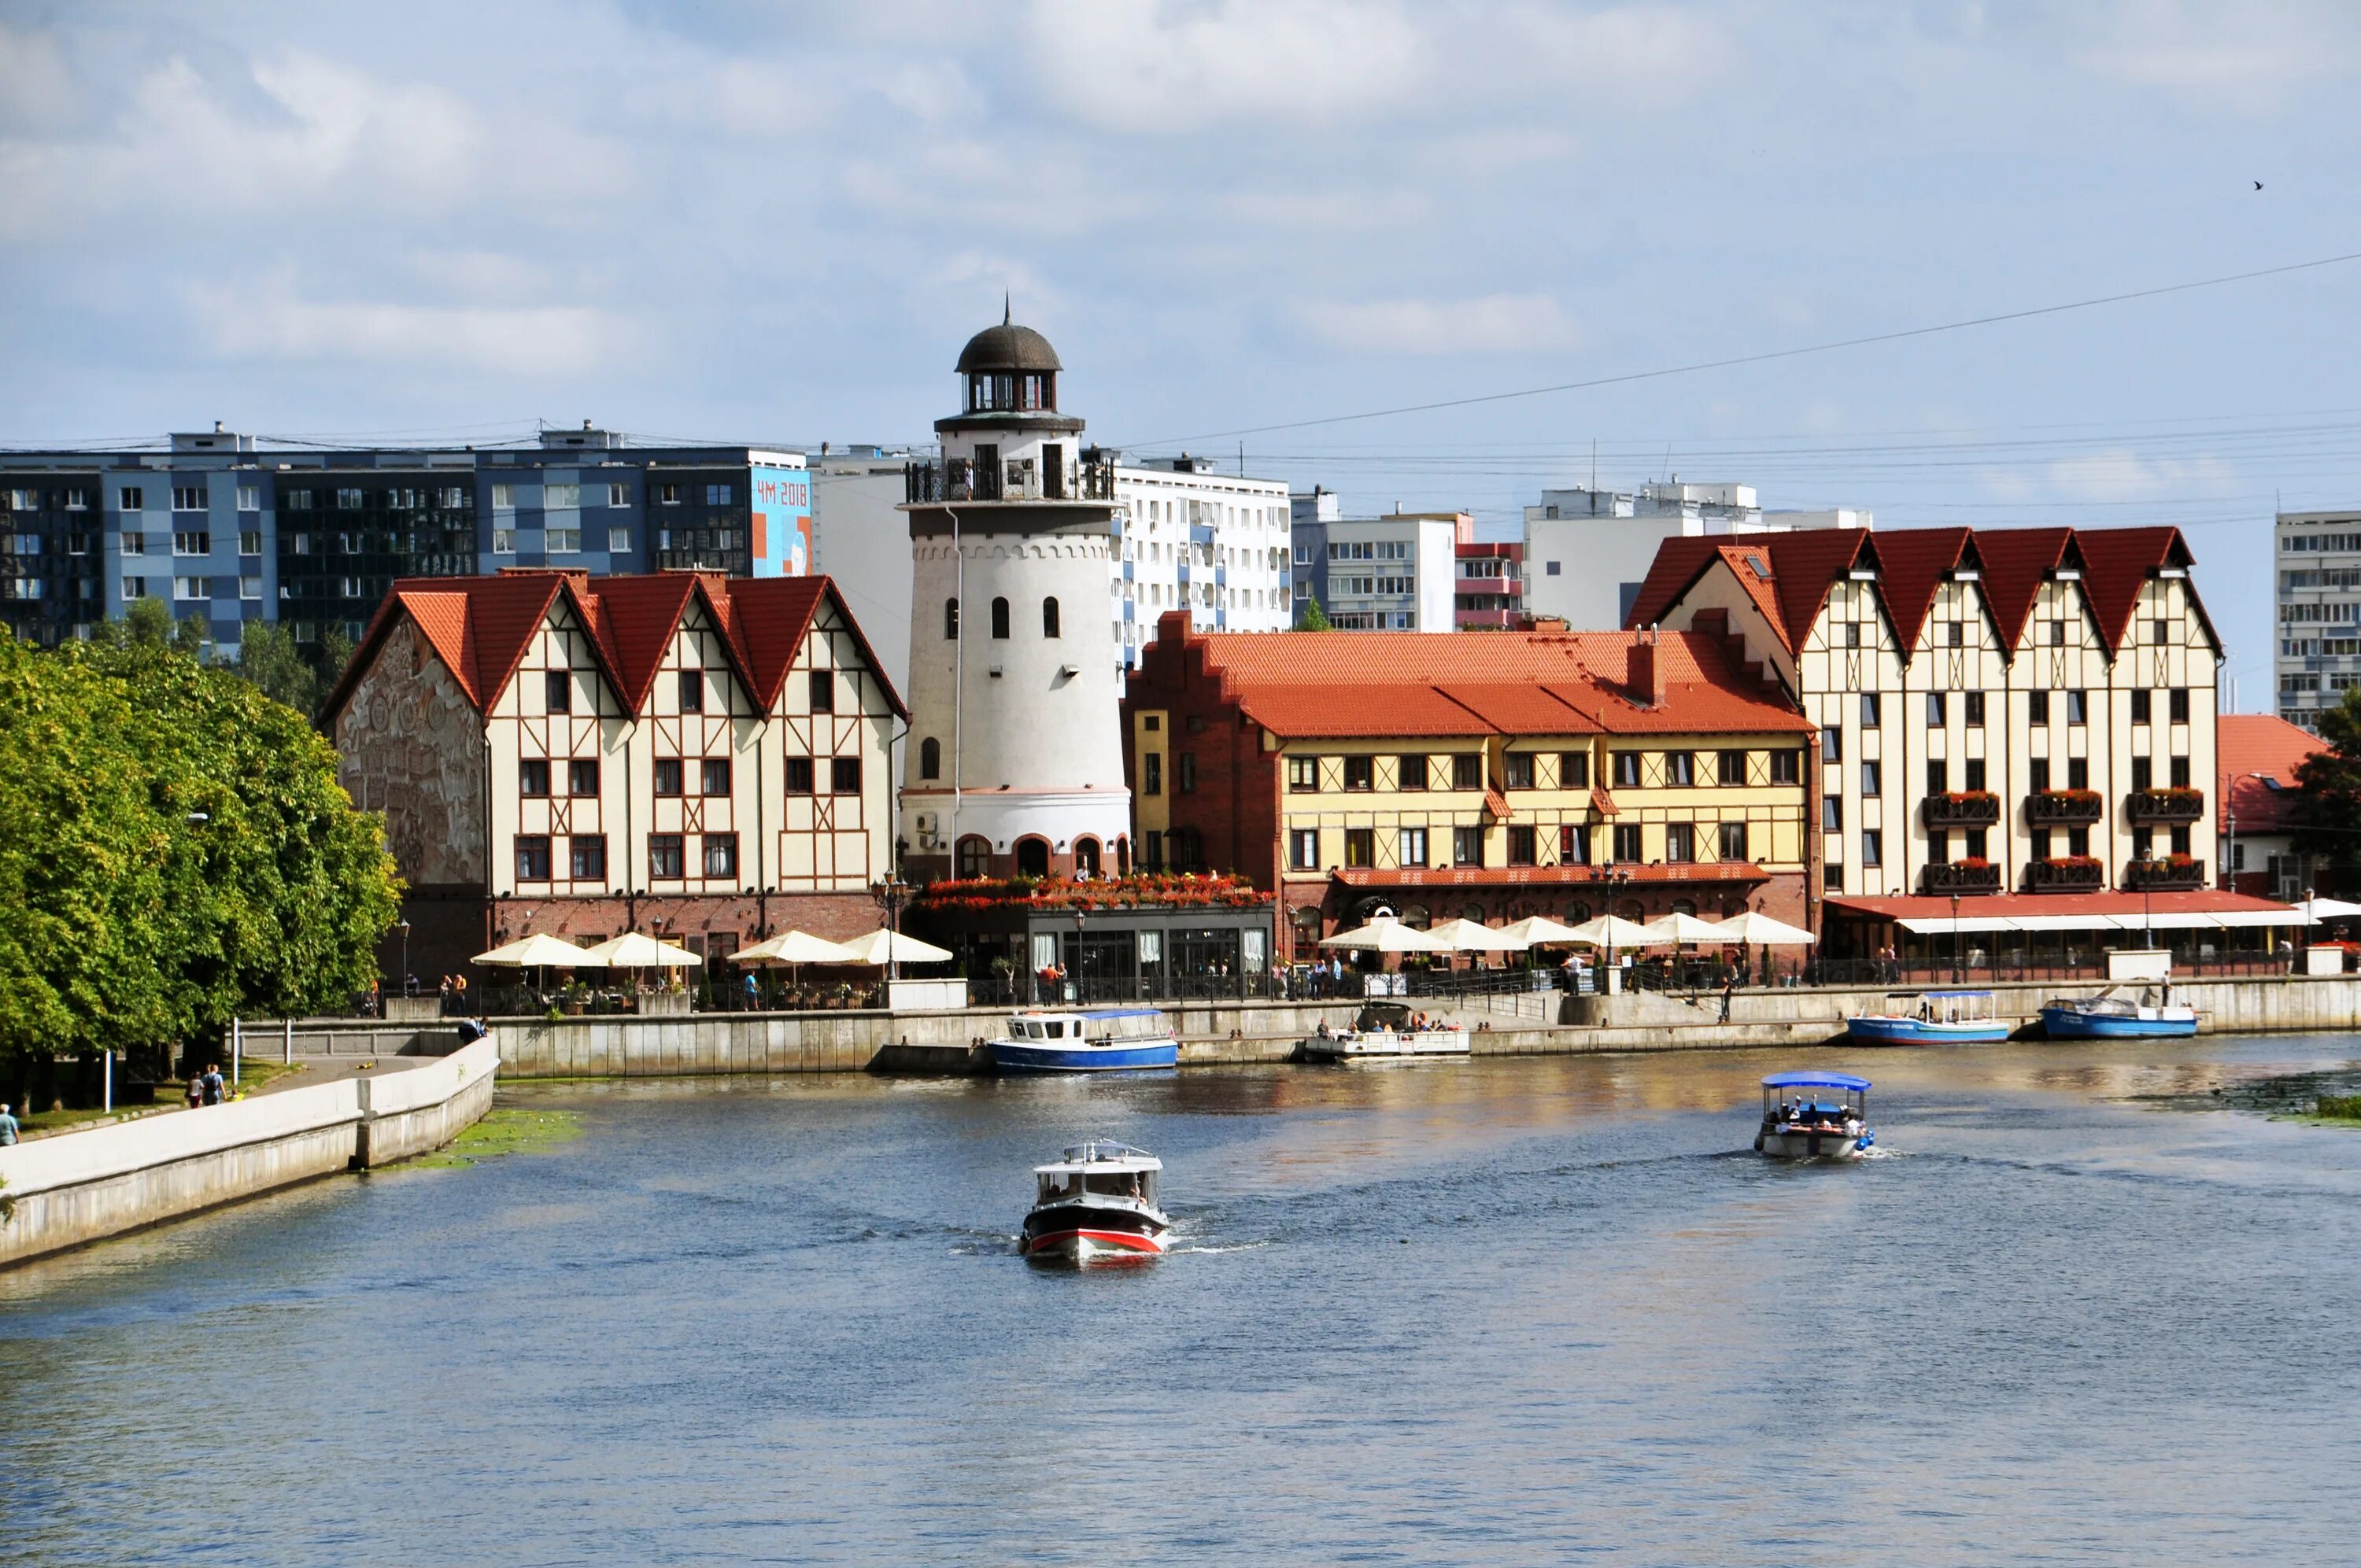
[1949,891,1961,983]
[397,919,412,998]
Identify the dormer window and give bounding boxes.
[966,371,1055,412]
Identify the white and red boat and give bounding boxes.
[1019,1142,1169,1264]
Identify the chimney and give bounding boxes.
[1629,626,1665,708]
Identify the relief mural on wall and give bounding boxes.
[334,619,487,887]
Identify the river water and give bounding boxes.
[6,1037,2361,1565]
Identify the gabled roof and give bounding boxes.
[1867,527,1972,652]
[2073,526,2219,655]
[2219,714,2321,836]
[323,571,904,727]
[1968,527,2076,650]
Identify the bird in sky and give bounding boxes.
[2255,180,2265,190]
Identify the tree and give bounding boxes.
[231,622,324,714]
[2291,686,2361,874]
[0,629,401,1072]
[1295,593,1332,631]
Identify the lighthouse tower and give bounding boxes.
[899,308,1131,883]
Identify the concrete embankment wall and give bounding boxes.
[0,1040,500,1269]
[422,973,2361,1080]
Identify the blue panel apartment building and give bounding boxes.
[0,424,812,653]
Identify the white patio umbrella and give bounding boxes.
[833,928,955,966]
[2294,897,2361,922]
[730,930,858,967]
[1714,910,1818,946]
[1639,912,1727,946]
[580,931,704,968]
[474,932,603,968]
[1318,919,1454,954]
[1495,914,1588,947]
[1562,914,1656,950]
[1424,917,1528,952]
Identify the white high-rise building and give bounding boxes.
[1288,495,1467,631]
[2274,506,2361,730]
[898,313,1132,883]
[1106,455,1292,669]
[1524,481,1872,630]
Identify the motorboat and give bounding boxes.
[1846,990,2012,1044]
[2039,994,2199,1039]
[1755,1072,1876,1160]
[1302,1002,1470,1062]
[986,1009,1179,1073]
[1020,1141,1170,1263]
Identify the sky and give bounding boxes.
[5,0,2361,703]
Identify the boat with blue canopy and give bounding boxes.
[1756,1071,1876,1160]
[1846,990,2012,1044]
[2039,993,2198,1039]
[986,1009,1180,1073]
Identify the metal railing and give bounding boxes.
[2027,790,2104,825]
[904,459,1117,505]
[2126,788,2205,825]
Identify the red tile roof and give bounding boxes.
[323,571,903,725]
[1868,527,1971,652]
[2219,714,2321,836]
[1966,527,2075,651]
[1625,530,1875,652]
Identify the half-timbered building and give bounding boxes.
[325,569,903,987]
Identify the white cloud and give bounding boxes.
[2047,448,2235,501]
[0,22,77,131]
[2077,0,2361,108]
[188,281,628,378]
[1297,293,1580,355]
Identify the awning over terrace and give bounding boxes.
[1825,891,2311,936]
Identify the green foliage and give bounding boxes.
[0,629,402,1066]
[1295,593,1332,631]
[230,622,325,714]
[2292,686,2361,869]
[2315,1094,2361,1120]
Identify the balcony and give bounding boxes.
[2123,856,2206,891]
[1921,859,2002,895]
[1922,791,2001,828]
[904,457,1116,505]
[2026,856,2104,893]
[2027,788,2102,826]
[2126,787,2204,825]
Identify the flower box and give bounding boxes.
[2126,788,2204,825]
[1923,791,2001,828]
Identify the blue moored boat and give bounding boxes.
[987,1009,1179,1073]
[1846,990,2013,1044]
[2039,995,2198,1039]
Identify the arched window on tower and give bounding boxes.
[918,737,941,780]
[991,597,1011,639]
[944,597,959,639]
[1042,596,1061,638]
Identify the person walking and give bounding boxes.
[0,1103,17,1146]
[185,1072,205,1109]
[200,1063,226,1105]
[1720,972,1737,1024]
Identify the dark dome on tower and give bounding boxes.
[956,314,1062,374]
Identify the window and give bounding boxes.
[568,759,600,796]
[570,836,607,880]
[1966,827,1988,860]
[1664,823,1694,863]
[2067,758,2089,790]
[702,834,738,878]
[1927,759,1947,795]
[172,486,205,512]
[2169,687,2190,723]
[2152,618,2171,645]
[172,576,209,601]
[654,483,681,507]
[2028,690,2050,725]
[830,757,862,794]
[921,738,942,781]
[1344,828,1375,868]
[1453,754,1483,790]
[492,484,515,511]
[1820,725,1842,762]
[1508,825,1538,865]
[545,670,571,713]
[2066,690,2088,726]
[1861,830,1883,867]
[1288,756,1320,792]
[2170,824,2192,856]
[2067,825,2089,858]
[545,484,580,509]
[2029,758,2051,791]
[705,484,733,506]
[1823,862,1843,890]
[1823,795,1842,832]
[1289,828,1320,869]
[515,836,552,880]
[1860,693,1881,727]
[1042,597,1061,638]
[1613,824,1642,863]
[654,758,683,796]
[1771,751,1800,785]
[1454,825,1486,866]
[1927,692,1946,725]
[1719,821,1749,861]
[1964,690,1985,727]
[493,529,516,555]
[519,759,551,797]
[1860,762,1880,796]
[944,598,959,639]
[1399,826,1428,866]
[1843,622,1861,648]
[1559,825,1589,865]
[120,533,146,555]
[65,489,87,511]
[547,527,582,553]
[1613,751,1641,788]
[701,758,732,796]
[238,529,261,556]
[120,576,148,599]
[608,528,631,552]
[1177,752,1196,793]
[957,836,988,878]
[785,757,815,794]
[1561,751,1589,788]
[118,486,143,511]
[678,670,704,712]
[991,596,1010,639]
[1502,752,1535,789]
[1944,621,1964,647]
[1398,754,1429,791]
[1716,750,1746,786]
[2130,689,2152,724]
[1664,751,1694,787]
[810,670,834,712]
[1964,758,1986,792]
[239,577,260,601]
[336,489,364,511]
[235,486,259,513]
[1546,561,1561,576]
[2170,756,2191,789]
[2131,756,2152,792]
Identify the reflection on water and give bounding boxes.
[8,1037,2361,1564]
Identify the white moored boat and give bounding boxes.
[1302,1002,1469,1061]
[1020,1142,1170,1264]
[1754,1072,1877,1160]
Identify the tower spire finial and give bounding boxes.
[1003,291,1011,327]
